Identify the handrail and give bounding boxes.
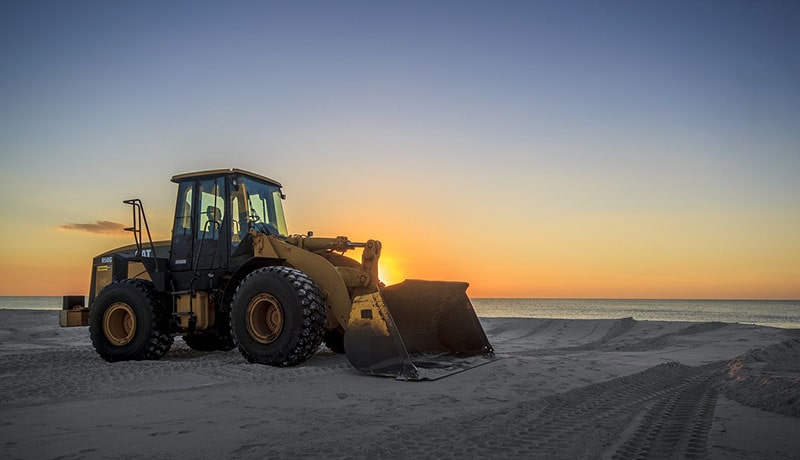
[123,199,159,272]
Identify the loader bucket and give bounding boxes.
[344,280,495,380]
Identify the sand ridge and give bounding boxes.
[721,338,800,417]
[1,310,798,459]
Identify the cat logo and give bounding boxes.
[139,249,153,258]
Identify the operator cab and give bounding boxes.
[168,168,288,291]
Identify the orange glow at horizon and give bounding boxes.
[0,231,797,299]
[0,194,797,300]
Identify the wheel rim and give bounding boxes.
[103,302,136,346]
[246,293,284,344]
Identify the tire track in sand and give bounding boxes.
[0,344,352,408]
[607,367,719,459]
[278,361,725,459]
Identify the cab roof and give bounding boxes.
[170,168,282,187]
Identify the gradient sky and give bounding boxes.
[1,1,798,298]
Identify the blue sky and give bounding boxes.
[1,1,798,297]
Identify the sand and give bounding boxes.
[1,310,798,459]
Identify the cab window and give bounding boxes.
[173,182,193,237]
[197,178,225,240]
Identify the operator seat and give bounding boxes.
[205,206,222,239]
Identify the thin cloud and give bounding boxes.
[59,221,129,236]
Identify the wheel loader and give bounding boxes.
[60,168,493,380]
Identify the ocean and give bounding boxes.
[472,298,800,329]
[2,296,798,329]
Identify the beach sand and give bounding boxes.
[1,309,798,459]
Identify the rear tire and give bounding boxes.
[90,279,173,361]
[230,266,325,366]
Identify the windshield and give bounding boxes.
[238,176,288,237]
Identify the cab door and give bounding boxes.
[193,177,228,271]
[169,180,194,272]
[169,177,229,276]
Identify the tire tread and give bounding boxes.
[230,266,326,366]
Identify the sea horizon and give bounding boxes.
[1,295,797,301]
[2,296,798,330]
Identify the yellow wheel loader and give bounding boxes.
[60,169,493,380]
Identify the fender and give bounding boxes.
[251,233,373,329]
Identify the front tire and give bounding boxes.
[89,279,173,361]
[230,266,325,366]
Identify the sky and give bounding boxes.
[0,0,798,298]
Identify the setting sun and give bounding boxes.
[378,254,405,287]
